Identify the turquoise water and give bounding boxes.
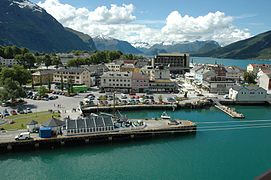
[1,106,271,180]
[192,57,271,69]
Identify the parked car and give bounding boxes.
[1,102,7,107]
[121,94,127,99]
[17,108,25,114]
[10,110,17,115]
[3,110,10,117]
[26,108,32,113]
[15,132,30,140]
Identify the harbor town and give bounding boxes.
[0,52,271,152]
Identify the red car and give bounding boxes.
[10,110,17,115]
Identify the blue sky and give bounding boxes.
[33,0,271,46]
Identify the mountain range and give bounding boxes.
[197,30,271,59]
[92,35,142,54]
[0,0,271,59]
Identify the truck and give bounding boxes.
[15,132,31,140]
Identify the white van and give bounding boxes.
[15,132,30,140]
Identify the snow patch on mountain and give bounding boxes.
[132,42,151,49]
[95,34,114,41]
[11,0,43,13]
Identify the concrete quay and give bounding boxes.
[0,119,196,153]
[214,105,244,119]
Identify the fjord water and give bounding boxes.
[1,106,271,180]
[193,57,271,69]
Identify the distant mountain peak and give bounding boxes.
[10,0,42,13]
[95,34,114,41]
[132,42,151,49]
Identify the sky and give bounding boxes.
[32,0,271,47]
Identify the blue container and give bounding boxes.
[39,127,52,138]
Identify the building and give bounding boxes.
[42,118,65,135]
[131,72,149,93]
[100,71,132,92]
[0,57,18,67]
[83,64,109,86]
[247,64,271,74]
[194,67,216,83]
[225,66,243,81]
[105,62,122,72]
[53,67,92,87]
[26,120,39,133]
[229,85,267,102]
[63,113,114,136]
[149,79,178,93]
[152,53,190,74]
[259,71,271,91]
[32,70,54,85]
[203,80,236,94]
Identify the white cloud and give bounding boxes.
[37,0,251,46]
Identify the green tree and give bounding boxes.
[243,72,256,84]
[0,65,31,86]
[24,53,36,69]
[44,55,52,68]
[4,46,13,59]
[38,86,48,97]
[1,78,25,101]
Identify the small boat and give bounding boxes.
[161,112,171,120]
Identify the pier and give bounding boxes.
[211,98,245,119]
[0,119,196,153]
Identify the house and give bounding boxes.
[26,120,39,133]
[229,85,267,102]
[194,67,216,83]
[32,70,55,85]
[247,64,271,74]
[259,71,271,91]
[225,66,243,81]
[53,67,92,87]
[42,118,65,135]
[0,56,18,67]
[152,53,190,74]
[63,113,114,136]
[83,64,109,86]
[204,80,236,94]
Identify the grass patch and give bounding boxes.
[0,111,61,130]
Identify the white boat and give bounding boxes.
[161,112,171,120]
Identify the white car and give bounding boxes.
[15,132,31,140]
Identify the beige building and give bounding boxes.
[247,64,271,74]
[32,70,54,85]
[53,67,92,87]
[105,62,122,72]
[259,71,271,91]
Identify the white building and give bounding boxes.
[0,57,18,66]
[105,62,122,72]
[259,71,271,91]
[100,71,132,92]
[229,85,267,102]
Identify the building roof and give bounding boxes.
[132,72,149,80]
[157,53,189,57]
[32,70,55,76]
[83,64,109,73]
[65,114,114,130]
[231,85,265,91]
[226,66,242,73]
[27,120,38,125]
[250,64,271,68]
[42,118,65,127]
[101,71,132,78]
[56,67,88,74]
